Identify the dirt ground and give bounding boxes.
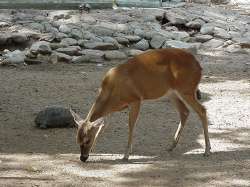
[0,49,250,187]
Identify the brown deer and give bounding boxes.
[70,48,211,162]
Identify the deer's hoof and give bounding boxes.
[203,151,211,157]
[122,157,129,162]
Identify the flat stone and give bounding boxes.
[163,40,200,54]
[202,39,224,48]
[60,37,78,46]
[195,34,213,43]
[122,35,141,42]
[50,43,67,50]
[55,52,73,63]
[104,50,127,60]
[74,49,105,63]
[172,31,190,41]
[83,42,118,50]
[126,49,144,57]
[213,27,231,39]
[56,46,81,56]
[91,26,114,37]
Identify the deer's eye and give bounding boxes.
[85,139,91,145]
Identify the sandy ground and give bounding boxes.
[0,49,250,187]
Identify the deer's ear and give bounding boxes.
[70,108,84,128]
[91,117,104,128]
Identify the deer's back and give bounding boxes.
[103,49,202,100]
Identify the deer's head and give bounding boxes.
[70,109,104,162]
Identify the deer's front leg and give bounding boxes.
[123,101,141,161]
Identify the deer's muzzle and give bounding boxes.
[80,154,89,162]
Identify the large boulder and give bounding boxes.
[35,107,75,129]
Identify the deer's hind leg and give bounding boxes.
[168,93,190,151]
[177,92,211,156]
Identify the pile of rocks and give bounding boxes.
[0,4,250,65]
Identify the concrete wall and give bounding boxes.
[0,0,161,9]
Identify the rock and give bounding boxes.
[56,46,81,56]
[102,36,119,47]
[50,43,67,50]
[55,32,68,41]
[213,27,231,39]
[0,34,9,45]
[163,40,200,54]
[92,26,114,37]
[0,21,10,27]
[80,15,96,24]
[83,42,118,50]
[202,38,224,48]
[35,107,75,129]
[30,41,52,55]
[4,50,25,64]
[11,33,28,43]
[104,50,127,60]
[48,52,58,64]
[82,31,98,40]
[69,28,83,40]
[166,12,188,25]
[126,49,144,57]
[143,31,159,40]
[29,22,44,32]
[172,31,190,41]
[55,52,72,63]
[134,28,144,37]
[60,37,78,46]
[59,24,71,34]
[122,35,141,42]
[200,24,215,35]
[150,35,168,49]
[43,22,58,33]
[73,49,105,63]
[195,34,213,43]
[114,37,130,45]
[98,22,129,33]
[132,39,150,51]
[225,44,248,54]
[185,19,205,29]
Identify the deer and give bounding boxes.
[70,48,211,162]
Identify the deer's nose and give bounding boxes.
[80,155,89,162]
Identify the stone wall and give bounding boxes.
[0,0,161,9]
